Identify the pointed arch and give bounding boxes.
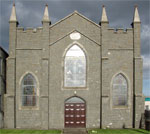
[21,73,37,106]
[112,73,128,106]
[64,44,86,87]
[65,96,85,103]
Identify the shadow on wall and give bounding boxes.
[140,113,146,129]
[0,111,4,128]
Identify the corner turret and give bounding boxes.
[132,5,144,129]
[41,4,50,59]
[9,3,18,57]
[132,5,141,57]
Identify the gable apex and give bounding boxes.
[50,11,100,28]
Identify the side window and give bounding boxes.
[64,45,86,87]
[112,73,128,106]
[21,73,37,106]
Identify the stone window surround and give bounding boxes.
[62,41,88,90]
[110,71,131,109]
[19,71,39,110]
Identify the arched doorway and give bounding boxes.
[65,96,86,128]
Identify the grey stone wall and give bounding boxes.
[133,22,144,128]
[101,23,134,128]
[49,33,101,129]
[15,50,42,129]
[4,21,17,128]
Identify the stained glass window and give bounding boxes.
[64,45,86,87]
[21,73,37,106]
[112,74,128,106]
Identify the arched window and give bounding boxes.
[64,45,86,87]
[21,73,37,106]
[112,74,128,106]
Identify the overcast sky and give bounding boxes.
[0,0,149,96]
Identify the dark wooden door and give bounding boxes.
[65,103,86,128]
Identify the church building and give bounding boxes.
[4,4,144,129]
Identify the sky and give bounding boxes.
[0,0,149,96]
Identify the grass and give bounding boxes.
[0,129,62,134]
[1,129,149,134]
[88,129,150,134]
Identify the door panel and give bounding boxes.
[65,103,86,128]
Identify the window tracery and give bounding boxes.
[112,74,128,106]
[64,45,86,87]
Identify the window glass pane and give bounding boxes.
[65,45,86,87]
[66,97,85,103]
[23,74,35,85]
[112,74,128,106]
[21,73,37,106]
[22,96,36,106]
[23,86,36,95]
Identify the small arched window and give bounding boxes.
[21,73,37,106]
[64,45,86,87]
[112,73,128,106]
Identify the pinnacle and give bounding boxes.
[134,4,138,8]
[42,4,51,23]
[133,5,140,23]
[10,3,17,22]
[101,5,108,23]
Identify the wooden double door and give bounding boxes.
[65,101,86,128]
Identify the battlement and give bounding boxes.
[108,28,133,34]
[17,27,43,33]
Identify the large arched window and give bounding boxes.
[64,45,86,87]
[21,73,37,106]
[112,73,128,106]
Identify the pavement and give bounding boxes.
[63,128,88,134]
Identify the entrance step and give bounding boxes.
[63,128,87,134]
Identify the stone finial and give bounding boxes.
[9,3,17,22]
[42,4,51,23]
[101,5,108,23]
[133,5,140,23]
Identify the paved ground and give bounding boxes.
[63,128,87,134]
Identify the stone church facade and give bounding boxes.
[4,4,144,129]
